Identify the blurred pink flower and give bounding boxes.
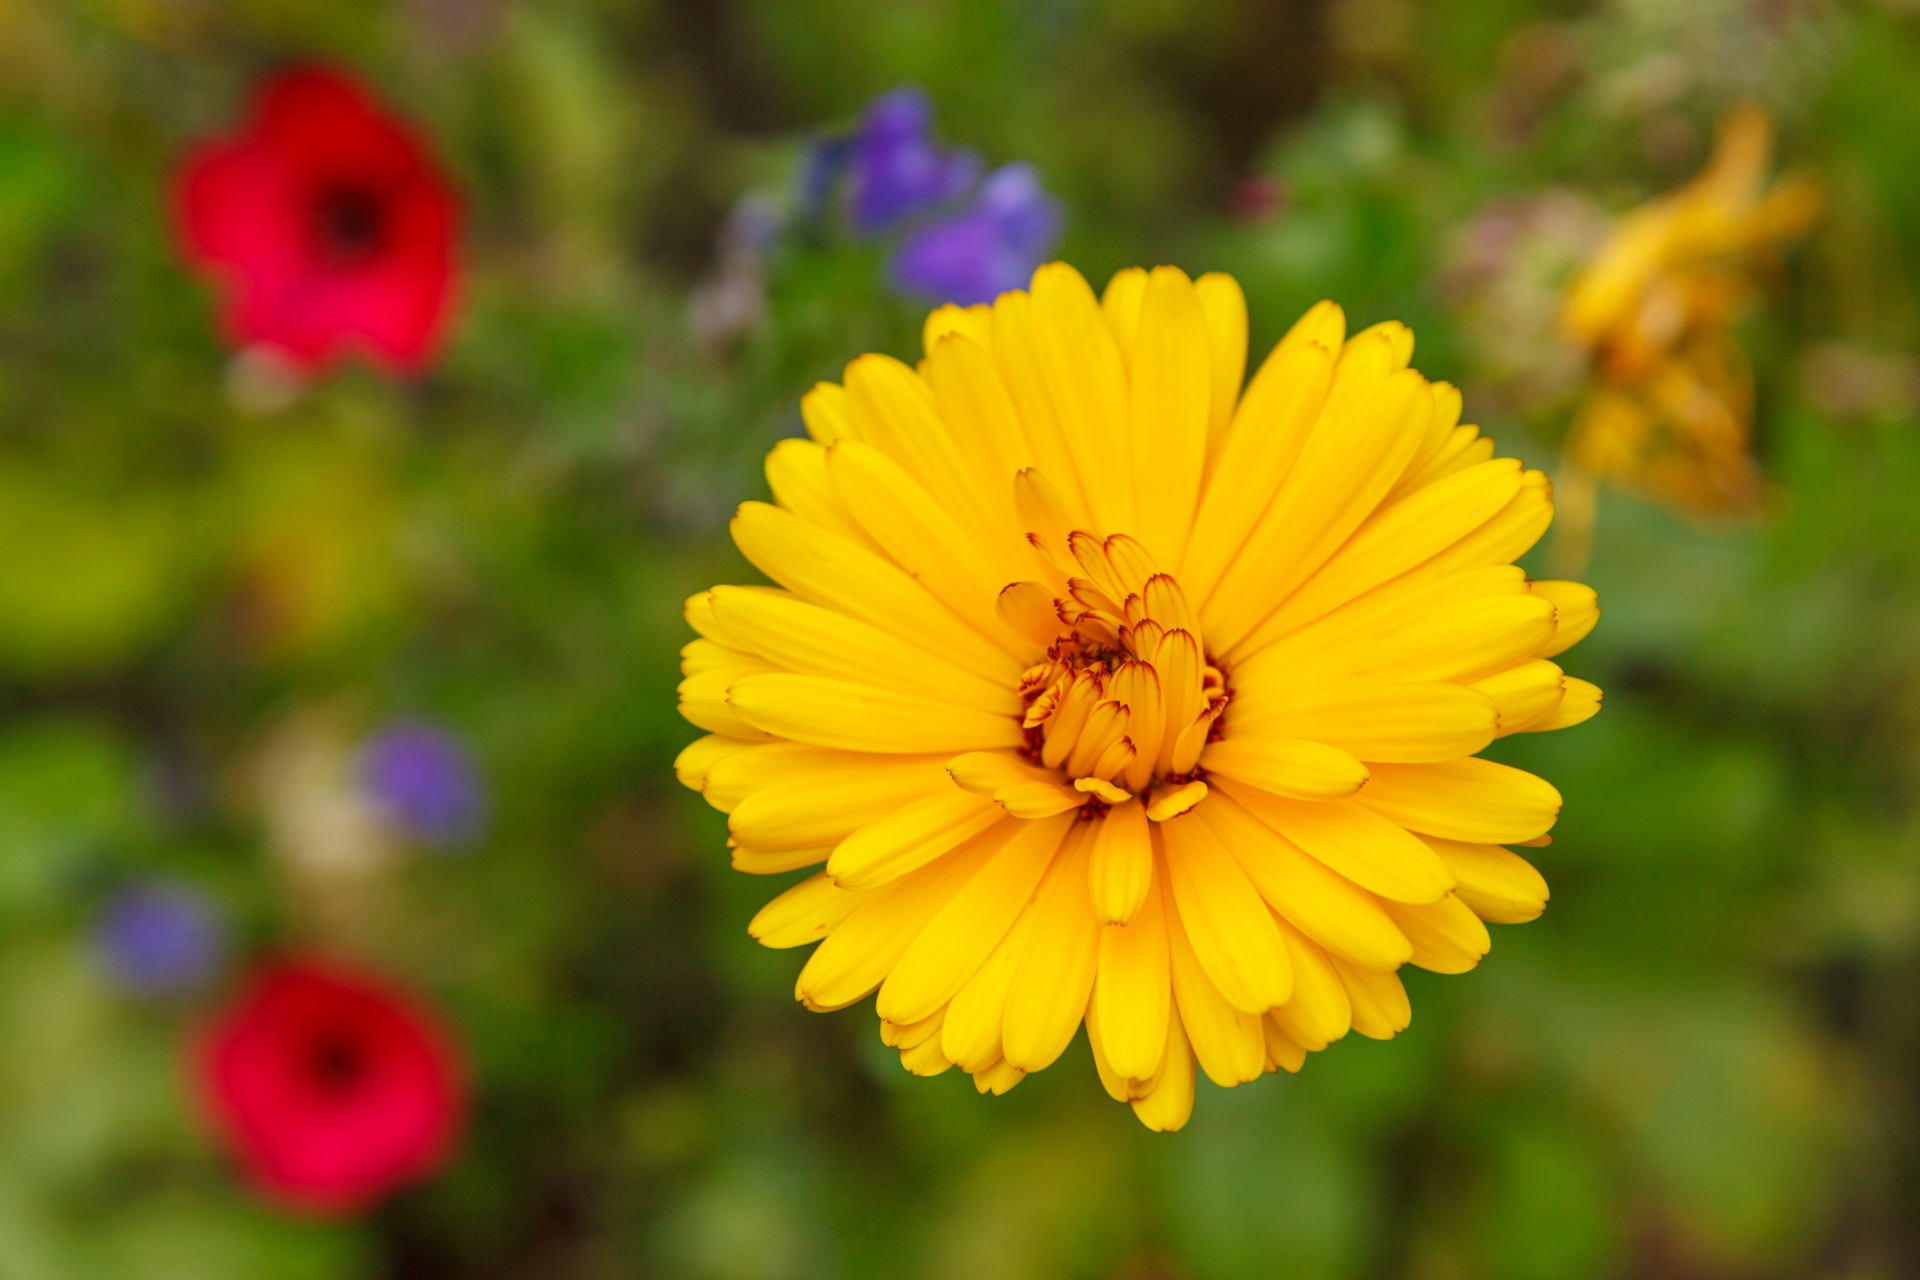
[198,958,466,1215]
[176,67,460,373]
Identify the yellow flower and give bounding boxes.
[1560,105,1819,518]
[676,263,1601,1131]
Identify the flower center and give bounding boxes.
[1016,531,1228,802]
[311,184,389,266]
[305,1030,371,1096]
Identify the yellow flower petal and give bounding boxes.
[1003,826,1102,1071]
[1333,957,1411,1040]
[676,668,780,742]
[749,873,873,949]
[1525,677,1601,732]
[1323,325,1408,422]
[1212,777,1456,905]
[1165,860,1267,1086]
[1201,737,1370,799]
[1233,564,1530,691]
[1263,1017,1308,1074]
[1145,778,1209,821]
[1268,918,1352,1051]
[1206,370,1435,657]
[887,1008,943,1047]
[1357,759,1563,844]
[844,354,1025,585]
[972,1057,1026,1095]
[921,333,1033,549]
[728,673,1022,755]
[1093,859,1172,1081]
[876,813,1076,1025]
[1399,423,1495,495]
[710,585,1015,713]
[988,290,1091,526]
[1228,682,1497,764]
[946,749,1054,796]
[899,1034,953,1076]
[1262,458,1525,641]
[707,741,938,813]
[1129,266,1212,567]
[1160,812,1293,1014]
[826,437,1033,653]
[1128,1006,1196,1132]
[942,903,1040,1073]
[1194,272,1249,458]
[922,302,992,355]
[727,755,952,851]
[1195,793,1413,972]
[795,830,1004,1011]
[800,381,854,445]
[1181,339,1334,606]
[1088,799,1153,924]
[731,501,1022,686]
[1530,580,1600,657]
[1240,582,1556,690]
[683,589,737,647]
[1473,660,1566,736]
[1347,319,1414,371]
[991,779,1091,819]
[673,733,754,792]
[1031,262,1135,534]
[765,438,885,555]
[731,846,829,875]
[1425,470,1553,573]
[1086,988,1136,1103]
[679,636,763,678]
[1100,266,1148,364]
[827,791,1010,890]
[1379,893,1491,974]
[1387,380,1465,503]
[1424,836,1550,924]
[1076,776,1133,804]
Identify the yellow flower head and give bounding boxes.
[1560,105,1819,514]
[677,263,1601,1131]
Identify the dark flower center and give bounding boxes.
[306,1031,371,1094]
[312,185,388,266]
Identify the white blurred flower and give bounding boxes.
[254,711,397,880]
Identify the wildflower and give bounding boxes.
[787,88,1062,307]
[848,88,981,235]
[357,719,487,849]
[176,66,460,374]
[1559,106,1818,519]
[676,262,1600,1130]
[95,881,225,995]
[891,164,1063,307]
[198,958,465,1214]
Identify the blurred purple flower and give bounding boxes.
[96,881,225,995]
[889,163,1062,306]
[849,88,981,235]
[357,720,486,849]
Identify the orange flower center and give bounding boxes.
[1015,531,1228,801]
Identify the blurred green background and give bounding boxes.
[2,0,1917,1276]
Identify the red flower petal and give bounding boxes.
[197,957,467,1215]
[174,66,460,373]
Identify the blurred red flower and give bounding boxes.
[197,958,466,1215]
[176,67,459,373]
